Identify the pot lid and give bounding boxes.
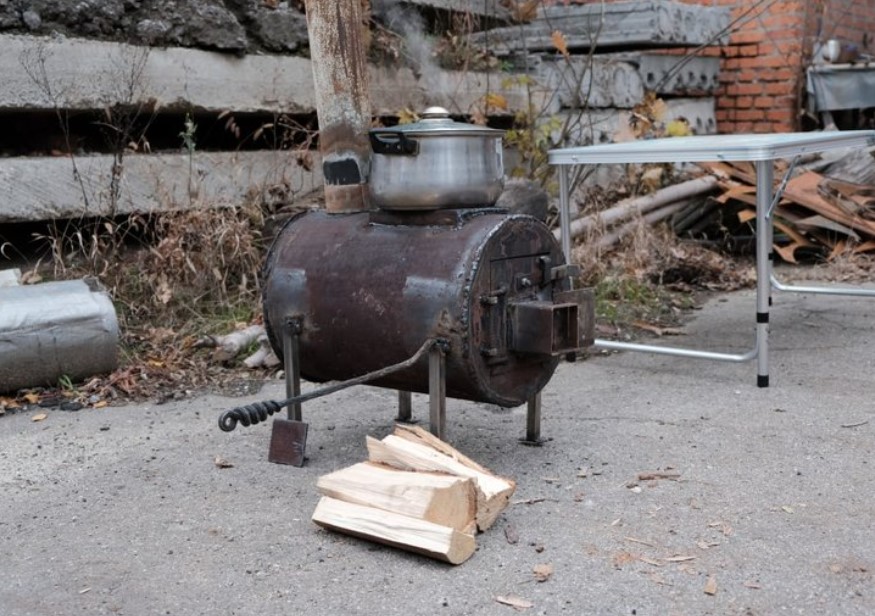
[371,106,504,137]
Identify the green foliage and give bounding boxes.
[595,276,666,325]
[58,374,75,391]
[179,114,197,154]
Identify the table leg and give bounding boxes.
[755,160,773,388]
[558,165,572,262]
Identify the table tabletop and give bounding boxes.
[548,130,875,165]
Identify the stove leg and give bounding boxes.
[520,391,544,446]
[428,346,446,440]
[268,317,308,467]
[397,390,414,423]
[283,317,303,422]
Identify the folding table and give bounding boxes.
[548,131,875,386]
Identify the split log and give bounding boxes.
[392,424,494,476]
[312,496,476,565]
[556,175,719,242]
[210,325,265,363]
[366,433,515,531]
[316,462,477,532]
[242,333,281,369]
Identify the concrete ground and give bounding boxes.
[2,285,874,616]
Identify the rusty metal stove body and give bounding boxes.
[260,205,593,444]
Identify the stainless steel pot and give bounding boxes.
[368,107,505,210]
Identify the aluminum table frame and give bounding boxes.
[548,130,875,387]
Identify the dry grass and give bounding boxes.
[20,202,270,402]
[574,219,756,336]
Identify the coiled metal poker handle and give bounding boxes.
[218,400,283,432]
[216,338,443,433]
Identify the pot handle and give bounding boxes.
[369,132,419,156]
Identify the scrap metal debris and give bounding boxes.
[699,149,875,262]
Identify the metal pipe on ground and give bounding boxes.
[555,175,719,243]
[0,278,119,393]
[305,0,372,213]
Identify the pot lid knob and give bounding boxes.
[421,106,450,119]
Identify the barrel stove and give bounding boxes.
[262,207,588,408]
[219,108,593,464]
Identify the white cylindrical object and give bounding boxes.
[0,278,119,392]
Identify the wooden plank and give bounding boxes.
[316,462,476,532]
[312,496,476,565]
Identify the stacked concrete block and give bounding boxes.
[470,0,730,55]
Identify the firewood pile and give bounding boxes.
[311,424,515,565]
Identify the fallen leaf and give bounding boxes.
[665,118,692,138]
[533,563,553,582]
[697,540,719,550]
[32,413,47,422]
[483,92,508,111]
[494,595,533,610]
[704,576,718,595]
[612,551,637,569]
[551,30,569,58]
[214,456,234,469]
[504,524,519,545]
[744,580,762,589]
[781,505,795,514]
[0,396,19,409]
[24,393,40,404]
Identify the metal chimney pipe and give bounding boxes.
[305,0,372,213]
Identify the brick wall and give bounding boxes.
[553,0,874,133]
[684,0,875,133]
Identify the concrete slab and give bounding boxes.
[1,280,874,614]
[0,33,537,117]
[0,150,321,222]
[469,0,731,55]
